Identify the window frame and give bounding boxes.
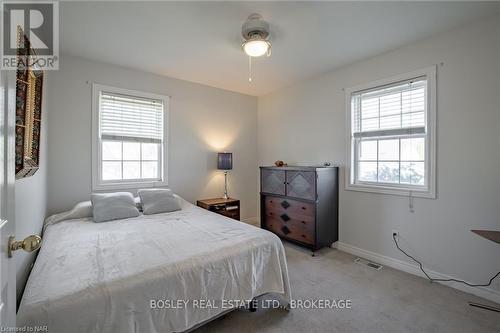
[92,84,169,191]
[345,66,437,198]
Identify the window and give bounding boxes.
[92,84,169,190]
[346,67,436,198]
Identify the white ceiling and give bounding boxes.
[60,1,499,96]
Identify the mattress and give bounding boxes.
[17,198,291,333]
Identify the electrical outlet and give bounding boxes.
[392,230,399,239]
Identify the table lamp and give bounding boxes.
[217,152,232,199]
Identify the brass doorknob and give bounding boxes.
[8,235,42,258]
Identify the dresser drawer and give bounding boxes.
[264,197,315,222]
[265,216,314,245]
[265,210,314,231]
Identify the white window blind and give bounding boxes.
[351,78,426,139]
[100,92,164,143]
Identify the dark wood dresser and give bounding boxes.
[260,166,338,254]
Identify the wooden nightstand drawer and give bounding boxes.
[197,198,240,221]
[223,210,240,220]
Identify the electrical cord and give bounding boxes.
[392,234,500,287]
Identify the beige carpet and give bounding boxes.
[195,242,500,333]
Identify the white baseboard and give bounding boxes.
[241,216,259,227]
[336,242,500,305]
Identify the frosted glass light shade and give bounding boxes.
[243,39,270,57]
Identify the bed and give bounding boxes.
[17,196,291,333]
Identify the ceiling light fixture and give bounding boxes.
[241,14,271,82]
[243,34,271,57]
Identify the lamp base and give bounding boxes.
[223,171,228,200]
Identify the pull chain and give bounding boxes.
[248,56,252,82]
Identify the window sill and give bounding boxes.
[92,180,168,191]
[345,183,436,199]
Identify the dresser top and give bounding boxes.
[260,165,338,171]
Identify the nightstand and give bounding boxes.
[196,198,240,220]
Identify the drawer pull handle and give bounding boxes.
[280,200,290,209]
[301,221,306,224]
[282,226,291,235]
[301,234,306,238]
[302,207,306,210]
[280,214,290,222]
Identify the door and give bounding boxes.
[0,67,17,326]
[286,170,316,200]
[261,169,285,195]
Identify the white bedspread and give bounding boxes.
[17,199,291,333]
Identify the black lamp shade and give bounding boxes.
[217,152,232,170]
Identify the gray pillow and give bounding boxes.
[91,192,140,222]
[138,189,182,215]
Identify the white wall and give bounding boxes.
[258,16,500,301]
[46,55,258,221]
[15,77,48,301]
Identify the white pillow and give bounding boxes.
[44,201,93,226]
[138,189,182,215]
[91,192,140,222]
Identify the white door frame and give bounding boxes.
[0,65,18,327]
